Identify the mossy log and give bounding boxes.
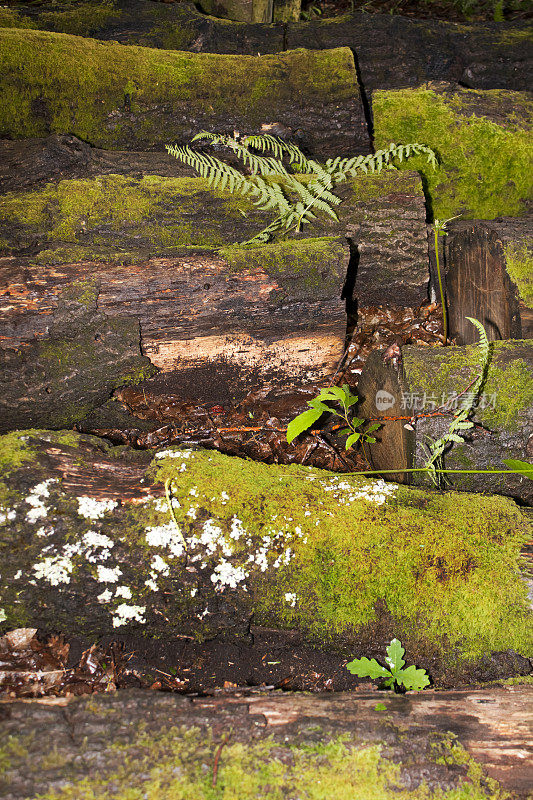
[2,688,533,800]
[2,2,530,92]
[0,27,368,158]
[373,83,532,221]
[446,218,533,344]
[357,341,533,504]
[0,431,531,672]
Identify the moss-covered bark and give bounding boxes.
[0,432,530,671]
[373,83,532,220]
[0,28,364,157]
[2,688,526,800]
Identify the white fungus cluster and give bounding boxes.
[33,554,73,586]
[112,603,146,628]
[0,509,16,525]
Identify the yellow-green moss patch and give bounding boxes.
[504,238,533,307]
[373,85,532,219]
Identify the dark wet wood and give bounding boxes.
[356,341,533,503]
[446,218,533,344]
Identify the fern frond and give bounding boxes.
[243,134,312,172]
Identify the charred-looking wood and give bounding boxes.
[357,341,533,504]
[446,218,533,344]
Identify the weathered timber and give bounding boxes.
[0,240,351,421]
[373,82,532,220]
[0,431,531,669]
[0,281,156,434]
[357,341,533,504]
[0,28,369,158]
[2,688,533,799]
[2,2,530,91]
[446,218,533,343]
[0,134,197,195]
[0,164,430,294]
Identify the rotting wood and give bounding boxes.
[357,341,533,503]
[0,28,368,159]
[446,218,533,343]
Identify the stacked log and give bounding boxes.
[2,2,530,91]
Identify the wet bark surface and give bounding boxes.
[1,686,532,799]
[358,341,533,503]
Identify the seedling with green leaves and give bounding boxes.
[286,384,381,450]
[347,639,430,692]
[166,132,437,245]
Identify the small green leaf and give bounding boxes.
[385,638,405,674]
[374,703,387,711]
[502,458,533,480]
[365,423,381,433]
[395,665,431,691]
[286,408,323,444]
[365,437,376,444]
[345,432,361,449]
[346,657,391,680]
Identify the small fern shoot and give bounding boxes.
[423,317,491,486]
[166,133,437,245]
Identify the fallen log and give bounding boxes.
[373,82,532,220]
[446,218,533,343]
[2,687,533,799]
[3,2,530,91]
[0,28,369,158]
[0,431,531,675]
[357,340,533,503]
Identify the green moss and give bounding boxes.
[1,723,509,799]
[0,431,36,478]
[403,340,533,432]
[373,85,532,219]
[0,10,37,29]
[37,2,120,36]
[504,238,533,307]
[0,174,263,262]
[0,28,356,148]
[220,236,347,297]
[152,448,531,661]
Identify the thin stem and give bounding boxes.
[434,227,448,343]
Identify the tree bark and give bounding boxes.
[1,687,532,799]
[357,340,533,504]
[446,218,533,344]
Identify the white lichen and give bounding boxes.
[96,565,122,583]
[77,496,118,520]
[33,555,73,586]
[112,603,146,627]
